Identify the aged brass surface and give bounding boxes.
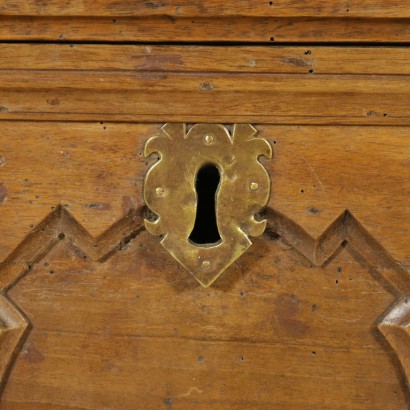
[143,123,272,286]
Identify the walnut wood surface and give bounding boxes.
[0,0,408,18]
[3,44,410,75]
[1,0,409,43]
[0,17,409,43]
[0,38,409,409]
[0,45,410,124]
[0,1,410,44]
[2,233,410,409]
[0,122,408,266]
[0,120,409,408]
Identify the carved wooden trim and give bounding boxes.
[0,295,28,389]
[0,205,144,292]
[0,205,408,395]
[378,298,410,384]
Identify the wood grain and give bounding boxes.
[0,17,409,43]
[3,44,410,75]
[0,0,409,18]
[0,120,408,407]
[0,72,410,124]
[0,122,408,267]
[0,28,408,408]
[0,45,410,124]
[0,230,408,408]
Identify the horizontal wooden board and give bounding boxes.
[2,71,410,93]
[0,45,409,124]
[0,0,409,18]
[0,77,409,124]
[2,44,410,75]
[0,122,408,270]
[0,118,408,408]
[0,17,409,43]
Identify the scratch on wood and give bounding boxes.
[179,387,203,397]
[281,56,311,68]
[301,155,333,215]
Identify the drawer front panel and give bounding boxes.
[0,44,408,408]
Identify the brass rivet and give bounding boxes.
[205,135,214,144]
[250,182,259,191]
[202,260,211,269]
[155,187,164,196]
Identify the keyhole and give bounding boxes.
[189,164,222,245]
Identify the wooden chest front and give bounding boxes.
[0,2,409,409]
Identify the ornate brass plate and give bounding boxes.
[143,123,272,286]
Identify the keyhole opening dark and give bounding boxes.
[189,164,222,245]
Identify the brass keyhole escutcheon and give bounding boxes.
[143,123,272,287]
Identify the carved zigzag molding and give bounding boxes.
[0,205,408,392]
[265,208,410,390]
[0,205,144,389]
[0,205,144,292]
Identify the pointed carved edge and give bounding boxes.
[378,298,410,385]
[265,208,410,391]
[0,206,408,393]
[0,205,146,395]
[264,208,410,295]
[0,205,145,293]
[0,295,28,390]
